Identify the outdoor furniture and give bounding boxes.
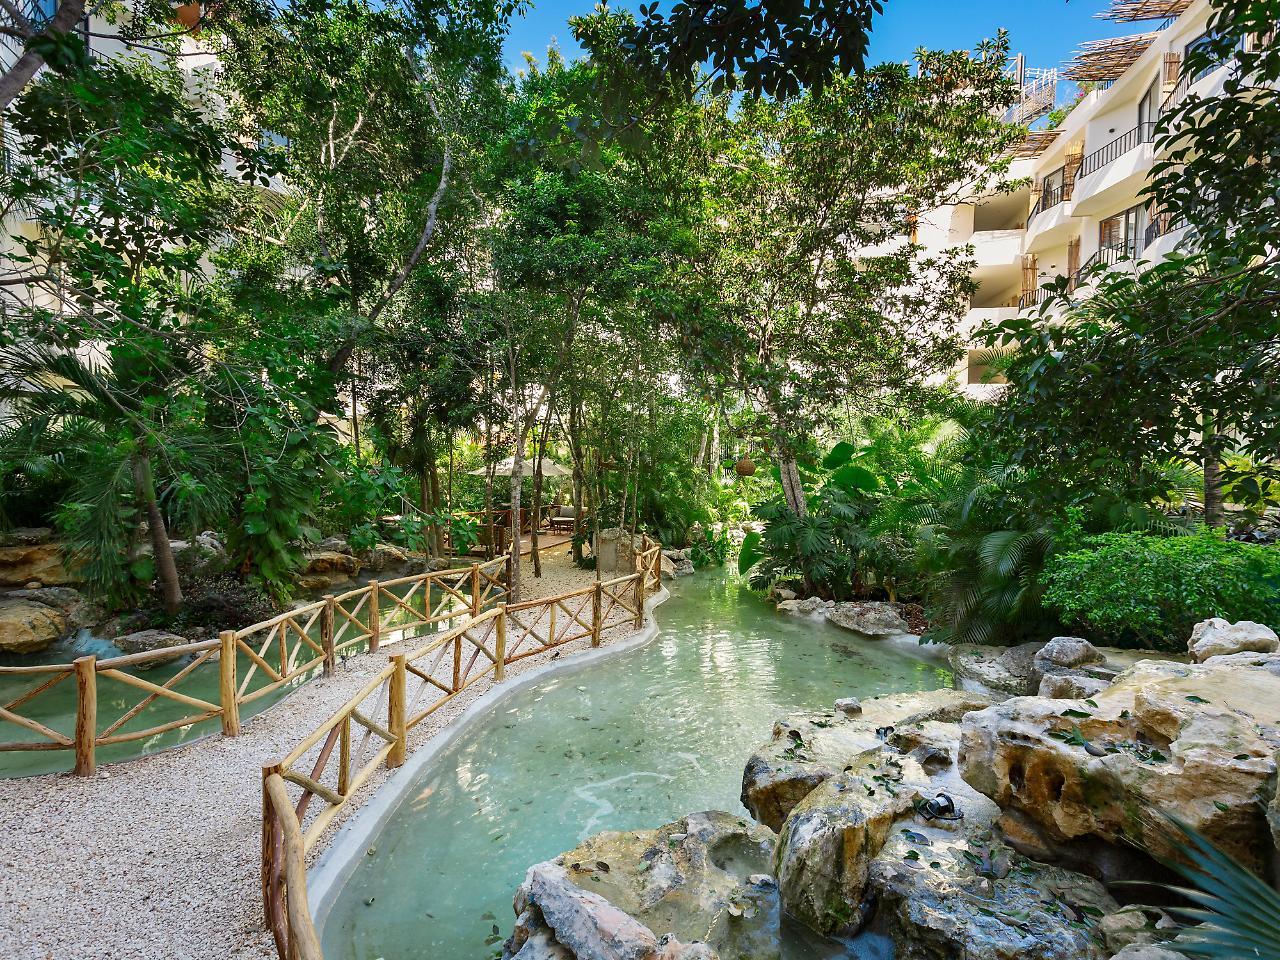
[548,504,579,533]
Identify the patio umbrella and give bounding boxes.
[468,455,573,478]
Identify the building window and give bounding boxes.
[1099,202,1148,260]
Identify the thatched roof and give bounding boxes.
[1012,129,1062,159]
[1097,0,1192,23]
[1063,33,1158,82]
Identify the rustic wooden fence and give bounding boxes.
[0,555,512,776]
[260,539,664,960]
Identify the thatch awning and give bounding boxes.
[1063,33,1158,82]
[1011,129,1062,159]
[1097,0,1192,23]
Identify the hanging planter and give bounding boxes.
[734,456,757,477]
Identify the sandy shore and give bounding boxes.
[0,548,644,960]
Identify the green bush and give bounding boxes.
[1042,530,1280,650]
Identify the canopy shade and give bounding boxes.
[469,456,573,478]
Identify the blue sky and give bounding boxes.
[503,0,1140,82]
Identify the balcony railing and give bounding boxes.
[1143,212,1186,249]
[1028,182,1067,222]
[1079,122,1156,179]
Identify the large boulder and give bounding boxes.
[740,689,992,831]
[824,602,910,638]
[1034,637,1105,673]
[769,720,1118,957]
[773,757,926,933]
[502,811,779,960]
[171,531,229,578]
[2,586,103,633]
[0,537,77,587]
[960,654,1280,879]
[358,543,408,573]
[297,550,361,591]
[867,825,1116,960]
[113,629,190,667]
[0,597,66,653]
[1188,618,1278,663]
[949,643,1043,697]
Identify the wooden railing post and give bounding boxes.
[633,573,644,628]
[321,595,336,675]
[494,605,507,682]
[72,655,97,776]
[591,582,603,647]
[368,581,381,653]
[452,628,463,691]
[387,655,406,769]
[220,630,241,737]
[470,563,481,618]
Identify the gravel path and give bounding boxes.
[0,549,644,960]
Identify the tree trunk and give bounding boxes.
[530,412,552,579]
[568,396,586,566]
[132,449,183,615]
[508,429,525,601]
[1203,417,1225,528]
[779,456,808,518]
[0,0,88,111]
[708,408,721,476]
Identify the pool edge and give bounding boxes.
[306,581,674,936]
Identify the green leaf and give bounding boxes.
[829,463,879,494]
[822,442,856,470]
[738,530,765,576]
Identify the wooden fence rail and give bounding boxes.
[0,554,513,777]
[261,537,664,960]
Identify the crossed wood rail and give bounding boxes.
[0,555,512,776]
[261,539,664,960]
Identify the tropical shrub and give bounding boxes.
[1042,530,1280,650]
[689,527,731,569]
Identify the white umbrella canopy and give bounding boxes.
[468,456,573,478]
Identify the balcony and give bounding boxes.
[1072,123,1156,217]
[971,229,1023,268]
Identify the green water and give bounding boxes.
[0,578,466,777]
[321,572,952,960]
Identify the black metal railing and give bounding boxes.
[1143,212,1186,249]
[1070,241,1136,289]
[1028,181,1067,222]
[1079,122,1156,179]
[1018,286,1053,309]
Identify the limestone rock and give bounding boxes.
[3,587,103,632]
[171,532,229,578]
[833,697,861,715]
[0,526,53,547]
[114,629,189,665]
[358,543,408,573]
[960,655,1280,878]
[949,642,1042,697]
[775,599,802,614]
[1108,947,1182,960]
[772,587,797,603]
[741,689,991,831]
[868,826,1116,960]
[503,811,781,960]
[1038,672,1110,699]
[1035,637,1104,673]
[297,549,361,590]
[316,536,353,555]
[824,602,909,638]
[0,541,77,587]
[672,559,695,578]
[773,758,923,934]
[1188,618,1278,662]
[660,555,676,580]
[0,597,66,653]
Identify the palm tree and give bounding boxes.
[0,343,220,614]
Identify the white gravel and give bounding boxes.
[0,549,641,960]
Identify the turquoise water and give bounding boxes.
[0,578,467,777]
[321,571,952,959]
